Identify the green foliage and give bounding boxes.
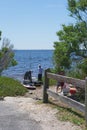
[68,0,87,22]
[53,41,71,72]
[65,59,87,80]
[0,38,17,74]
[0,76,28,96]
[53,0,87,78]
[67,69,86,79]
[11,59,17,66]
[78,58,87,75]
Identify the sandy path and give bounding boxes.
[3,86,82,130]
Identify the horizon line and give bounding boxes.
[13,49,54,50]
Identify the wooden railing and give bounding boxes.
[43,69,87,126]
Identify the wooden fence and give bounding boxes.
[43,69,87,126]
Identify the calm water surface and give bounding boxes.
[2,50,54,82]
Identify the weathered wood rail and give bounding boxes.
[43,69,87,126]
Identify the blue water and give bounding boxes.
[2,50,54,82]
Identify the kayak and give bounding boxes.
[23,84,36,90]
[23,76,42,87]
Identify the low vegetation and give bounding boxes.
[0,76,28,97]
[57,107,85,127]
[48,100,86,130]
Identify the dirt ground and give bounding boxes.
[22,85,83,130]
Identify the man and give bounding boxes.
[38,65,43,81]
[24,70,32,82]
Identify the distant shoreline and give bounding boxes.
[13,49,54,51]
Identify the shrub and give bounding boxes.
[0,76,28,97]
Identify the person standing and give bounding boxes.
[38,65,43,81]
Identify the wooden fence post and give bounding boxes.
[43,68,50,103]
[85,77,87,127]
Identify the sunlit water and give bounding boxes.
[2,50,54,82]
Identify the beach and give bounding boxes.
[5,86,81,130]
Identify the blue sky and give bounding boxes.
[0,0,74,50]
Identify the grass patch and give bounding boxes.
[0,76,28,97]
[42,76,56,86]
[48,100,86,130]
[57,107,85,125]
[49,79,56,86]
[38,99,86,129]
